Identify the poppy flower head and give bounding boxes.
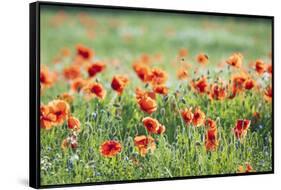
[133,62,152,82]
[157,125,166,135]
[134,135,156,157]
[48,100,70,125]
[264,85,272,102]
[267,64,272,75]
[70,78,87,93]
[244,78,255,90]
[87,61,106,77]
[210,83,227,100]
[76,44,94,60]
[191,76,209,94]
[135,88,156,101]
[178,48,188,57]
[138,95,157,114]
[234,119,251,139]
[135,88,157,114]
[238,163,254,173]
[181,108,194,125]
[177,67,189,80]
[40,66,56,90]
[111,75,129,95]
[226,53,243,68]
[150,68,168,85]
[205,126,218,151]
[196,53,208,65]
[63,65,81,80]
[255,59,266,75]
[142,117,160,134]
[99,140,122,158]
[58,93,74,104]
[192,107,206,127]
[205,118,216,130]
[67,116,81,132]
[153,85,169,95]
[40,105,57,130]
[82,82,106,100]
[231,73,248,95]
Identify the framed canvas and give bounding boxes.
[29,1,274,189]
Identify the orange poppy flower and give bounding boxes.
[70,78,87,93]
[150,68,168,85]
[205,125,218,151]
[100,140,122,158]
[135,87,156,100]
[231,73,247,95]
[82,82,106,100]
[76,44,94,60]
[48,100,70,125]
[192,107,206,127]
[67,116,81,132]
[196,53,208,65]
[40,105,56,130]
[234,119,251,139]
[177,67,189,80]
[40,66,56,90]
[205,118,216,129]
[134,135,156,157]
[157,125,166,135]
[244,78,255,90]
[181,108,194,125]
[135,88,157,114]
[58,93,74,104]
[238,163,254,173]
[264,85,272,102]
[142,117,161,134]
[87,61,106,77]
[255,59,266,75]
[267,64,272,75]
[153,85,169,95]
[137,95,157,114]
[209,83,227,100]
[63,65,81,80]
[191,76,209,94]
[178,48,188,57]
[133,62,151,82]
[226,53,243,68]
[245,163,254,173]
[111,75,129,95]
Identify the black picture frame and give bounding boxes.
[29,1,274,189]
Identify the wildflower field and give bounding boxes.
[39,5,273,186]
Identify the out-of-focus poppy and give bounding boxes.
[226,53,243,68]
[264,85,272,102]
[87,61,106,77]
[255,59,266,75]
[76,44,94,60]
[191,76,209,94]
[111,75,129,95]
[196,53,208,65]
[153,85,168,95]
[82,82,106,100]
